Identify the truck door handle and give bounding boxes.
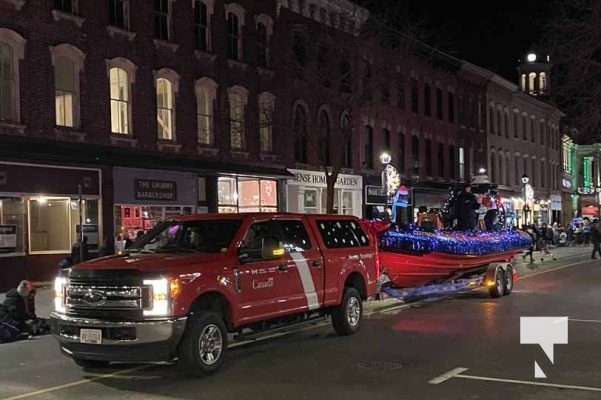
[278,264,289,272]
[311,259,322,267]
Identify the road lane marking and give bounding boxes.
[428,367,468,384]
[518,259,591,280]
[429,367,601,392]
[1,365,149,400]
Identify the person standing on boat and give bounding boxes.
[453,184,480,231]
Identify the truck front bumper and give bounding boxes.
[50,312,187,362]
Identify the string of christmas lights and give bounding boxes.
[379,228,532,256]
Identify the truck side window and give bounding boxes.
[316,219,370,249]
[240,220,283,261]
[280,220,312,252]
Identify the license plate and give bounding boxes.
[80,328,102,344]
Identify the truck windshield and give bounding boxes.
[128,219,242,254]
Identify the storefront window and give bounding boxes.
[114,205,196,245]
[304,190,318,214]
[28,197,101,254]
[218,177,278,213]
[342,191,353,215]
[29,198,71,253]
[0,197,26,255]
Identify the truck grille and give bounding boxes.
[64,280,151,320]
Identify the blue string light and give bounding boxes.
[379,228,532,256]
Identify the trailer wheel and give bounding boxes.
[331,287,362,336]
[178,312,227,376]
[503,266,514,296]
[488,267,505,298]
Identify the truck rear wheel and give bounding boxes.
[178,312,227,376]
[331,287,362,336]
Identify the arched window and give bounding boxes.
[539,72,547,94]
[294,104,308,163]
[195,77,218,145]
[341,112,352,168]
[194,0,214,52]
[425,139,432,176]
[423,82,431,116]
[504,111,509,138]
[225,3,245,60]
[490,152,496,185]
[397,131,405,172]
[411,135,419,173]
[498,153,503,184]
[364,125,373,168]
[107,57,137,134]
[489,105,495,133]
[437,142,444,177]
[258,92,275,153]
[514,156,520,185]
[256,14,273,68]
[528,72,536,95]
[228,85,249,149]
[520,74,526,92]
[0,29,25,122]
[156,78,174,140]
[51,44,85,128]
[319,110,330,165]
[383,128,390,151]
[497,109,503,136]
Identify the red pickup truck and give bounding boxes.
[51,213,378,375]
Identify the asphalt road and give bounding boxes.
[1,246,599,400]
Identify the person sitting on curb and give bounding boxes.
[0,281,49,341]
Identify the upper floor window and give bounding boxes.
[154,0,170,41]
[55,0,77,13]
[448,92,454,123]
[109,68,130,134]
[228,85,248,150]
[364,125,374,169]
[411,135,419,173]
[449,145,455,179]
[423,83,431,117]
[319,110,330,165]
[0,30,26,123]
[292,31,307,78]
[255,15,273,68]
[411,78,418,113]
[293,103,308,163]
[108,0,128,29]
[339,55,351,93]
[226,3,245,61]
[107,57,136,135]
[436,87,443,120]
[341,113,352,168]
[52,44,85,128]
[259,92,275,153]
[194,0,211,51]
[397,78,405,108]
[195,77,218,146]
[155,68,179,141]
[156,78,174,140]
[425,139,432,176]
[382,128,390,152]
[528,72,536,95]
[317,44,330,87]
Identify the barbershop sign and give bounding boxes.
[134,179,178,201]
[287,169,362,190]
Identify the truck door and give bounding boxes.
[279,218,324,312]
[235,220,299,323]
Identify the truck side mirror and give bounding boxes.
[261,237,284,260]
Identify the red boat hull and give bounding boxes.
[379,249,523,288]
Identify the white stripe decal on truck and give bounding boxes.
[290,252,320,310]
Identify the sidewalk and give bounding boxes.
[1,246,591,319]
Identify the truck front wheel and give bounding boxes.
[178,312,228,376]
[331,287,362,336]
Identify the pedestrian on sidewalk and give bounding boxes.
[590,219,601,259]
[522,226,536,263]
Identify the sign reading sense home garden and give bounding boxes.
[134,179,178,201]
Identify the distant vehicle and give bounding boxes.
[50,213,378,375]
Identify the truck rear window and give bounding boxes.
[315,219,370,249]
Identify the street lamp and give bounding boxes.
[521,174,530,225]
[380,152,391,195]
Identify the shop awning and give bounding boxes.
[0,134,294,179]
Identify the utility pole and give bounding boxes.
[78,184,83,263]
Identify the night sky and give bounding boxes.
[365,0,554,82]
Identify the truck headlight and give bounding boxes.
[54,276,67,314]
[143,278,180,316]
